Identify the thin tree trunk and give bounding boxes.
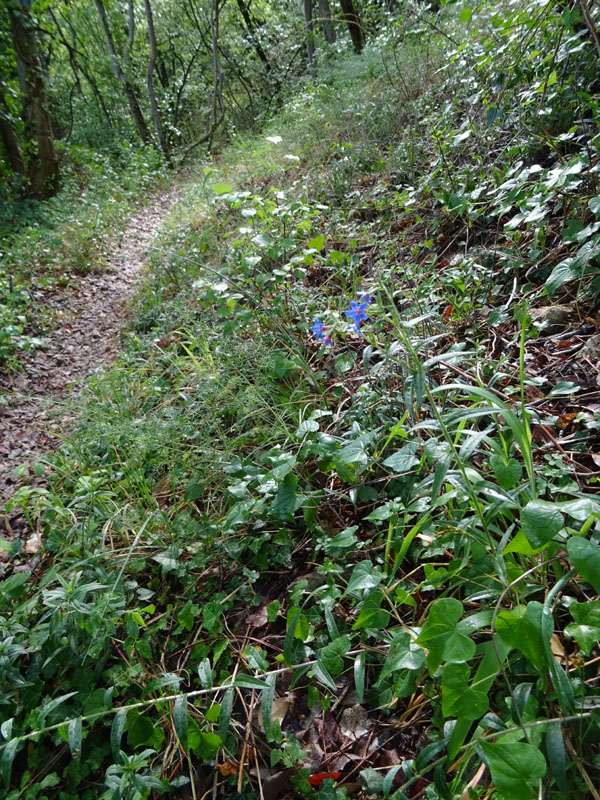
[318,0,336,43]
[94,0,151,144]
[143,0,171,162]
[339,0,363,53]
[234,0,278,83]
[210,0,224,129]
[304,0,315,68]
[0,92,25,175]
[7,0,59,198]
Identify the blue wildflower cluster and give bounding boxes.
[311,292,373,346]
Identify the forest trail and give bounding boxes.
[0,184,181,524]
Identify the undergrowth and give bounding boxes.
[2,1,600,798]
[0,142,169,368]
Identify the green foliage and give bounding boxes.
[3,0,600,797]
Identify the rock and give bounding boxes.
[529,305,572,335]
[581,334,600,361]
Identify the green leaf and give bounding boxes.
[262,673,276,736]
[567,537,600,592]
[354,652,365,701]
[127,712,164,750]
[177,600,196,631]
[197,658,213,689]
[382,443,420,473]
[213,183,232,195]
[202,601,223,634]
[271,473,303,519]
[205,703,220,723]
[459,7,473,21]
[352,589,390,630]
[345,560,384,596]
[194,732,222,760]
[111,708,128,762]
[319,635,351,675]
[68,717,82,757]
[521,500,563,548]
[252,233,275,248]
[1,738,18,788]
[545,722,567,791]
[480,741,546,800]
[441,663,488,719]
[565,600,600,654]
[379,631,425,682]
[218,688,233,742]
[495,602,545,669]
[589,196,600,216]
[415,598,475,672]
[173,695,188,750]
[307,235,325,250]
[490,455,522,490]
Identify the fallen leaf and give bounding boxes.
[308,772,342,786]
[216,760,238,777]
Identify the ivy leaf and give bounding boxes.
[565,600,600,654]
[202,601,223,634]
[495,602,545,669]
[352,590,390,631]
[480,741,546,800]
[521,500,563,548]
[442,663,488,719]
[490,455,522,490]
[382,443,420,472]
[345,560,384,596]
[379,631,425,682]
[567,537,600,592]
[319,635,351,675]
[415,598,475,672]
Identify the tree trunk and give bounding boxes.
[339,0,363,53]
[7,0,59,198]
[304,0,315,68]
[234,0,278,83]
[0,93,25,176]
[210,0,224,129]
[94,0,151,144]
[143,0,171,162]
[318,0,336,43]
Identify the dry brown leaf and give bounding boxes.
[216,760,238,777]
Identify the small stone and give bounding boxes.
[529,305,571,335]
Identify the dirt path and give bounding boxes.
[0,185,181,521]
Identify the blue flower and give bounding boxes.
[311,317,324,340]
[345,300,368,328]
[358,292,373,305]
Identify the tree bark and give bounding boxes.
[318,0,336,44]
[339,0,363,53]
[143,0,171,162]
[94,0,151,144]
[6,0,60,198]
[0,92,25,176]
[304,0,315,68]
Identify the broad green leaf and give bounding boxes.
[202,601,223,634]
[480,741,546,800]
[459,7,473,21]
[441,663,488,719]
[521,500,563,548]
[345,561,384,596]
[382,443,420,473]
[379,631,425,682]
[352,590,390,630]
[307,235,325,250]
[173,695,188,750]
[415,597,475,672]
[194,732,222,759]
[213,183,232,195]
[271,473,303,519]
[319,635,351,675]
[495,602,545,669]
[177,600,195,631]
[490,455,522,490]
[567,537,600,592]
[565,600,600,654]
[127,712,164,750]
